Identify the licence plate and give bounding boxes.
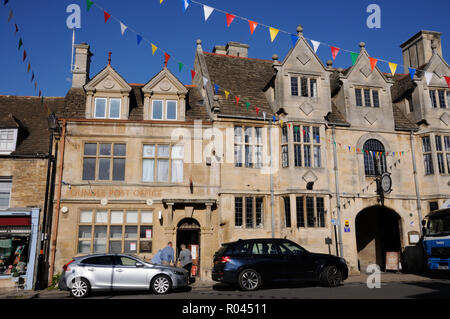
[438,265,448,270]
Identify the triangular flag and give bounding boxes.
[178,62,183,72]
[160,0,163,3]
[369,57,378,71]
[214,84,219,94]
[203,5,214,21]
[288,123,291,129]
[191,70,196,81]
[224,90,230,99]
[269,27,279,42]
[444,76,450,88]
[27,63,30,73]
[226,13,235,27]
[14,24,18,34]
[424,71,433,85]
[272,115,276,122]
[248,20,258,35]
[23,50,27,62]
[235,96,240,105]
[409,67,416,80]
[203,76,208,87]
[86,0,94,11]
[388,62,397,76]
[104,11,111,23]
[350,52,359,65]
[18,38,23,50]
[182,0,190,13]
[34,81,37,90]
[263,112,266,121]
[280,120,283,127]
[38,90,41,98]
[311,40,320,53]
[31,72,34,82]
[136,34,142,46]
[245,102,250,110]
[255,107,260,115]
[4,0,8,5]
[120,22,127,36]
[291,35,299,48]
[331,46,340,60]
[8,10,13,22]
[164,53,170,67]
[151,44,157,55]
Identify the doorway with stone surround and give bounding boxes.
[176,218,200,278]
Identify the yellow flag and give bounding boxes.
[160,0,163,3]
[388,62,397,76]
[224,90,230,99]
[269,27,279,42]
[151,44,157,55]
[280,120,283,127]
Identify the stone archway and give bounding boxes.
[355,205,402,272]
[176,218,200,278]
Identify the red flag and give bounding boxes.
[38,90,41,97]
[369,57,378,71]
[235,96,240,105]
[255,107,260,115]
[191,70,196,82]
[331,46,340,60]
[23,50,27,62]
[226,13,235,27]
[288,123,291,129]
[14,24,18,34]
[248,20,258,34]
[104,11,111,23]
[164,52,170,67]
[445,76,450,88]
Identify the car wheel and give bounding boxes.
[321,265,342,287]
[70,278,90,298]
[151,274,172,295]
[238,269,262,291]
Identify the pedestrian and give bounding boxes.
[161,241,175,266]
[151,249,163,264]
[178,244,193,276]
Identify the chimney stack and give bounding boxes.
[72,43,93,88]
[400,30,442,72]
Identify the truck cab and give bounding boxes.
[422,208,450,271]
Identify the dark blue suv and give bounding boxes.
[212,238,348,291]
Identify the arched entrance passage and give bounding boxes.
[176,218,200,277]
[355,205,402,272]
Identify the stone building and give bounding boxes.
[47,28,450,281]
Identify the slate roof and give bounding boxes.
[202,52,276,117]
[0,95,65,155]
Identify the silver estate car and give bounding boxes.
[58,254,189,298]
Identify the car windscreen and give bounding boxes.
[426,215,450,237]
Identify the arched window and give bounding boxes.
[363,139,387,176]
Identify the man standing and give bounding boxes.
[178,244,193,276]
[161,242,175,266]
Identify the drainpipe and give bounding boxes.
[410,130,423,235]
[269,119,275,238]
[332,125,344,257]
[48,119,67,284]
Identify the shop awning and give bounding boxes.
[0,217,31,226]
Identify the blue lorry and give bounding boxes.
[422,208,450,271]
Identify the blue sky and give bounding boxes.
[1,0,449,97]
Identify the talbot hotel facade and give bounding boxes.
[2,27,449,288]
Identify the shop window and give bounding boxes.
[77,209,153,254]
[0,237,29,276]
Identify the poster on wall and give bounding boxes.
[146,229,152,239]
[191,245,197,260]
[130,242,136,252]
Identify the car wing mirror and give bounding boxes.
[136,263,144,268]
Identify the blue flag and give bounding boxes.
[137,35,143,46]
[272,115,276,122]
[214,84,219,94]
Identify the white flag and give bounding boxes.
[183,0,190,11]
[263,111,266,121]
[425,71,433,85]
[120,22,127,36]
[203,5,214,21]
[203,76,209,87]
[311,40,320,53]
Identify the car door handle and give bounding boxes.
[115,269,123,272]
[87,268,95,271]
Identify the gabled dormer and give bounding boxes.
[141,67,188,121]
[273,26,331,121]
[332,42,395,131]
[84,63,132,120]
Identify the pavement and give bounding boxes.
[0,272,447,299]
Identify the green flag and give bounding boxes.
[86,0,94,11]
[18,38,23,50]
[245,102,250,111]
[178,62,183,72]
[350,52,359,65]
